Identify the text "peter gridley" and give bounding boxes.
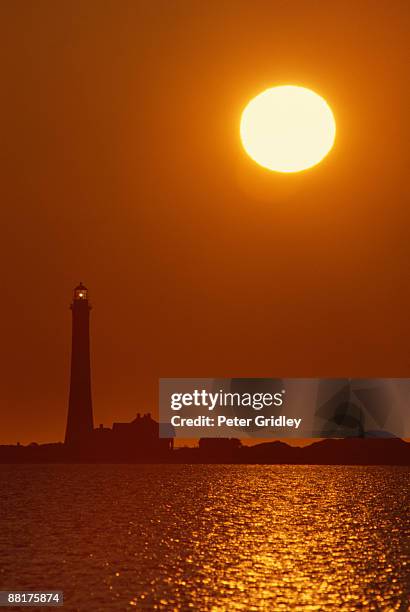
[171,415,302,429]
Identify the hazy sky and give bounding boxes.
[0,1,408,444]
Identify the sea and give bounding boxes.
[0,465,409,611]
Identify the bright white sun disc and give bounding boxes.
[240,86,336,173]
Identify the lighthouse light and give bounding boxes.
[73,284,88,301]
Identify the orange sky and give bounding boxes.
[0,1,408,444]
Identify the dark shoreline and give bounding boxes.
[1,438,409,465]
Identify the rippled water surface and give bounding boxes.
[0,465,409,611]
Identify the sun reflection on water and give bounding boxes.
[0,464,408,610]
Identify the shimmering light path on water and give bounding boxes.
[0,465,408,610]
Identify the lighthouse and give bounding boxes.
[64,283,94,445]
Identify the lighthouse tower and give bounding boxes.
[64,283,94,445]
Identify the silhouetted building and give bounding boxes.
[85,413,172,460]
[111,413,173,453]
[64,283,94,445]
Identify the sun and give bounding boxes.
[240,85,336,173]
